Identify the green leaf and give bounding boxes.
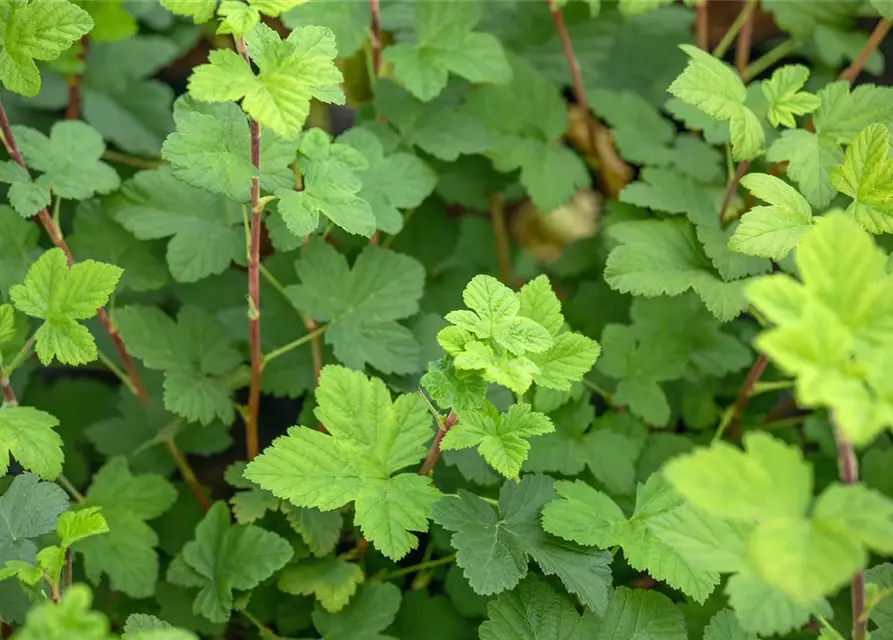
[421,357,488,413]
[383,1,510,102]
[282,1,368,57]
[0,473,69,566]
[373,80,491,162]
[730,173,814,260]
[246,366,440,560]
[275,145,375,238]
[287,238,426,374]
[7,121,119,206]
[277,556,364,612]
[605,218,751,322]
[543,475,720,603]
[0,206,40,297]
[161,97,299,202]
[311,582,402,640]
[0,304,15,347]
[596,587,687,639]
[114,168,245,282]
[762,64,821,128]
[0,0,93,96]
[188,23,344,137]
[725,570,831,636]
[748,516,862,604]
[668,45,763,161]
[647,504,751,574]
[813,483,893,554]
[442,402,554,479]
[766,129,843,209]
[831,123,893,233]
[215,0,260,37]
[12,585,110,640]
[664,432,812,521]
[170,501,293,623]
[432,474,612,611]
[69,199,168,293]
[114,305,241,425]
[0,406,63,479]
[75,458,177,598]
[339,126,436,234]
[56,507,108,548]
[76,0,136,43]
[478,575,598,640]
[159,0,216,23]
[282,505,343,557]
[10,248,122,365]
[703,609,758,640]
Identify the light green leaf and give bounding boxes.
[730,173,813,260]
[0,0,93,96]
[246,366,439,561]
[813,483,893,554]
[596,587,687,640]
[277,557,363,612]
[10,248,122,366]
[725,570,831,636]
[663,432,812,521]
[8,121,119,204]
[159,0,216,22]
[215,0,260,37]
[432,474,612,611]
[668,45,763,160]
[56,507,108,548]
[830,123,893,233]
[11,585,109,640]
[282,1,368,58]
[442,403,553,479]
[762,64,821,128]
[766,129,843,209]
[188,23,344,136]
[703,609,758,640]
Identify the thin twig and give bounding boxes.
[719,159,750,227]
[833,423,866,640]
[377,554,456,582]
[418,411,457,476]
[57,474,85,502]
[715,353,768,442]
[164,440,211,512]
[263,326,326,366]
[841,18,892,85]
[236,35,264,462]
[65,35,89,121]
[1,376,16,407]
[369,0,382,77]
[696,0,709,51]
[63,548,72,593]
[734,0,756,76]
[742,38,802,82]
[489,192,512,286]
[0,95,207,511]
[712,0,757,59]
[101,150,163,170]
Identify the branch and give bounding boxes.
[833,423,867,640]
[65,35,89,120]
[418,411,457,476]
[0,95,207,511]
[714,353,768,442]
[235,36,264,461]
[695,0,709,51]
[369,0,382,77]
[734,0,755,76]
[712,0,757,59]
[841,18,892,85]
[719,159,751,227]
[545,0,631,196]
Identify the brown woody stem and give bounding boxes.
[419,411,458,476]
[833,424,866,640]
[734,1,755,75]
[369,0,382,77]
[65,35,89,120]
[696,0,709,50]
[840,18,892,85]
[236,36,263,461]
[0,95,207,511]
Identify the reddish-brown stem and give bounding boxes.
[725,353,768,440]
[489,192,512,286]
[833,425,866,640]
[63,548,72,592]
[841,18,892,85]
[1,377,17,407]
[0,95,207,511]
[236,36,263,461]
[65,36,89,120]
[734,3,754,75]
[418,411,458,476]
[696,0,709,50]
[546,0,591,132]
[369,0,382,77]
[719,160,750,226]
